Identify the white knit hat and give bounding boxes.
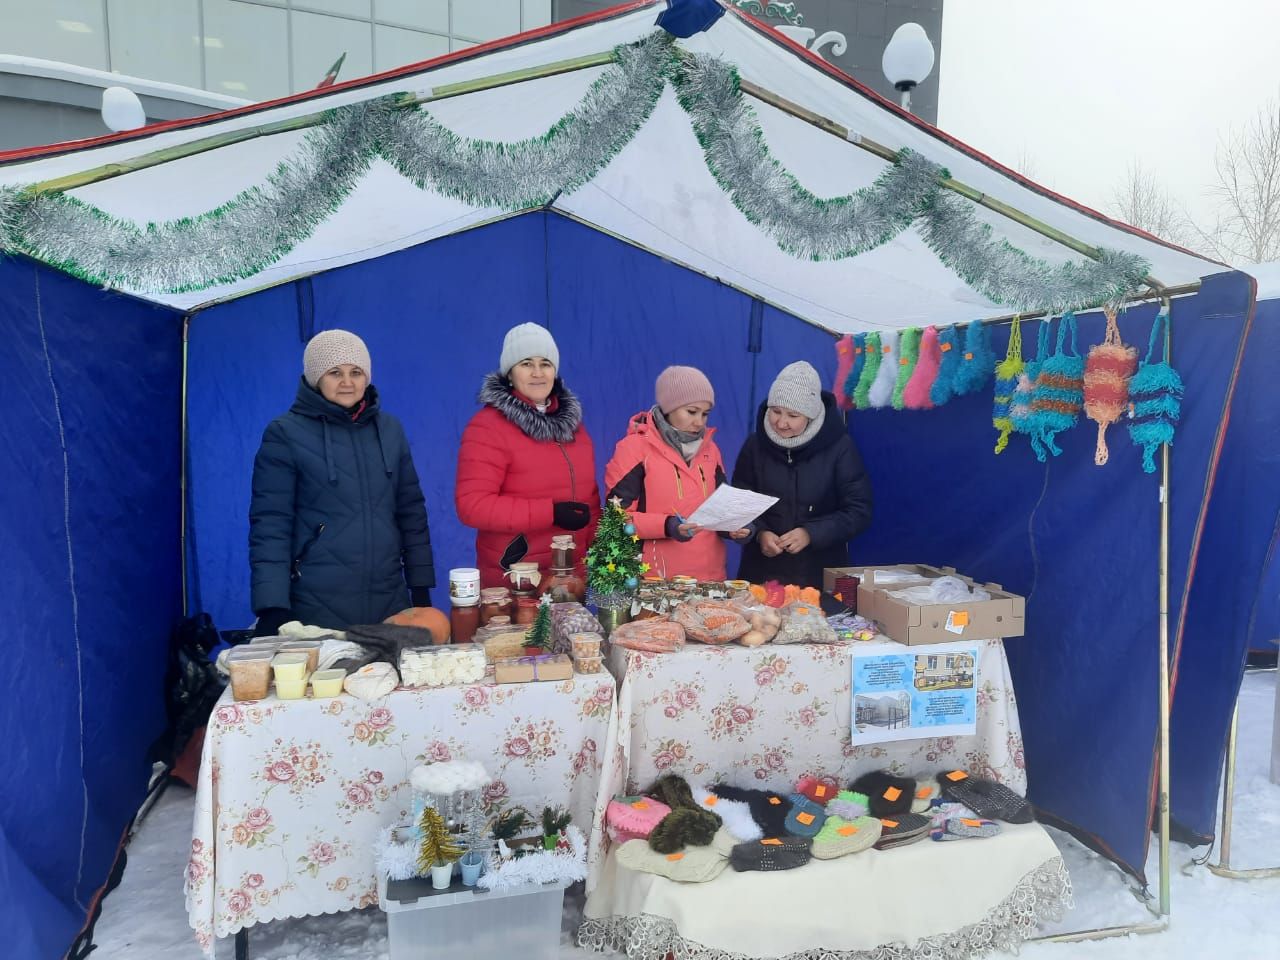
[303,330,371,388]
[768,361,823,420]
[499,323,559,375]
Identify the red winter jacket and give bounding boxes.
[604,410,727,582]
[455,374,600,587]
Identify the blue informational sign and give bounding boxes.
[850,641,979,744]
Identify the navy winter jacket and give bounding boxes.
[249,379,434,629]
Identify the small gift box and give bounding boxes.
[494,652,573,684]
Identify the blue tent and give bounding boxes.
[0,1,1258,954]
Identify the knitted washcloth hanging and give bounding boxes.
[952,321,995,396]
[853,332,882,410]
[930,323,963,405]
[891,328,922,410]
[1010,318,1052,442]
[1083,307,1139,466]
[1127,307,1184,474]
[904,326,942,409]
[868,329,900,408]
[843,333,868,408]
[992,317,1024,454]
[1027,311,1085,461]
[834,335,855,410]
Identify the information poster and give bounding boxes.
[850,641,978,744]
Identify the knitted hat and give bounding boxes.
[767,361,823,420]
[648,807,721,853]
[656,366,714,414]
[811,815,881,859]
[303,329,371,388]
[783,793,826,838]
[710,784,792,838]
[692,785,763,842]
[499,322,559,374]
[730,836,812,872]
[937,771,1034,824]
[605,796,672,844]
[827,790,870,821]
[795,776,839,806]
[851,771,916,817]
[616,832,732,883]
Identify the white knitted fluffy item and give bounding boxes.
[476,825,587,891]
[374,825,421,881]
[692,785,763,841]
[868,329,900,408]
[410,760,490,794]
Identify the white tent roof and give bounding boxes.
[0,1,1219,331]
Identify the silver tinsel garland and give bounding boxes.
[0,28,1151,313]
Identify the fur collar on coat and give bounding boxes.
[478,372,583,444]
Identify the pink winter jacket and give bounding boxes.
[604,411,727,582]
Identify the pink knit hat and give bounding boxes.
[655,366,714,414]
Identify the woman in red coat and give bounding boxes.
[455,323,600,586]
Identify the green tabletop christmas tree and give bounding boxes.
[586,498,648,604]
[524,594,553,654]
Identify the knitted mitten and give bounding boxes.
[648,806,721,853]
[811,815,881,859]
[853,332,883,410]
[795,776,839,806]
[891,327,922,410]
[783,793,826,838]
[827,790,870,820]
[851,771,916,817]
[692,785,762,841]
[616,835,731,883]
[730,836,812,872]
[937,771,1033,824]
[711,784,791,838]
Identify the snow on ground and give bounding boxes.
[92,670,1280,960]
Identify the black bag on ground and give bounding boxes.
[148,613,226,769]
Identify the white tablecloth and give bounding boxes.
[590,638,1025,889]
[186,674,617,953]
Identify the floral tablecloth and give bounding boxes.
[589,638,1024,889]
[186,674,617,952]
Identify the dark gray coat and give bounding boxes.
[249,379,434,629]
[732,391,872,588]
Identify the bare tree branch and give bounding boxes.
[1109,161,1190,247]
[1199,96,1280,265]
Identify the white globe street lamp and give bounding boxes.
[881,22,935,114]
[101,86,146,132]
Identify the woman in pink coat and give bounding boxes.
[605,366,749,581]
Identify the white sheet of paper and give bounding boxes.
[684,484,779,532]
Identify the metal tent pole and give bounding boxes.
[1207,702,1280,879]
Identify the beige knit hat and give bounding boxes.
[303,330,371,388]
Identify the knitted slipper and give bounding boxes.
[617,834,730,883]
[937,771,1033,824]
[648,806,722,853]
[927,801,980,829]
[730,836,812,872]
[783,793,826,839]
[811,815,881,859]
[795,776,840,806]
[606,796,672,844]
[946,817,1002,839]
[873,813,932,851]
[910,783,938,814]
[693,785,763,842]
[852,771,916,817]
[827,790,870,821]
[711,784,791,838]
[649,774,700,812]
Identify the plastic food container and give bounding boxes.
[228,647,274,702]
[272,651,310,682]
[310,668,346,698]
[279,639,321,674]
[570,632,602,659]
[275,676,308,700]
[399,644,486,688]
[573,655,604,675]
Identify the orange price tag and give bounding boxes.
[883,345,891,354]
[961,819,983,827]
[768,796,782,805]
[964,352,974,360]
[915,787,932,800]
[899,357,909,366]
[940,342,953,352]
[946,770,969,782]
[762,838,783,846]
[837,825,858,836]
[631,801,649,809]
[883,786,902,802]
[880,819,899,828]
[703,796,718,807]
[814,785,827,798]
[796,812,815,826]
[854,347,862,355]
[666,852,685,861]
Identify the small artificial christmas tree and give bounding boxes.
[523,594,554,654]
[586,498,648,602]
[417,806,463,873]
[541,805,572,850]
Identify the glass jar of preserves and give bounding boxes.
[479,587,513,625]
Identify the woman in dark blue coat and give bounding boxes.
[249,330,434,634]
[732,361,872,588]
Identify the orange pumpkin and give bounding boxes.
[384,606,451,644]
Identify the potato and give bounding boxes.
[739,629,768,647]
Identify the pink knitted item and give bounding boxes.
[903,326,941,409]
[606,796,672,844]
[834,335,855,410]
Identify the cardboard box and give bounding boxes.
[828,564,1025,646]
[494,653,573,684]
[822,564,934,598]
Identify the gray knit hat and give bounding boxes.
[500,323,560,375]
[303,329,371,388]
[767,361,823,420]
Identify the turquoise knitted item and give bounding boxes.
[952,321,995,396]
[1026,312,1084,461]
[1010,319,1051,442]
[843,332,868,407]
[930,324,963,405]
[1127,308,1184,473]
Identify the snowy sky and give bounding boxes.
[938,0,1280,232]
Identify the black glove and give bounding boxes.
[409,586,433,608]
[553,501,591,531]
[665,515,694,542]
[253,607,293,638]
